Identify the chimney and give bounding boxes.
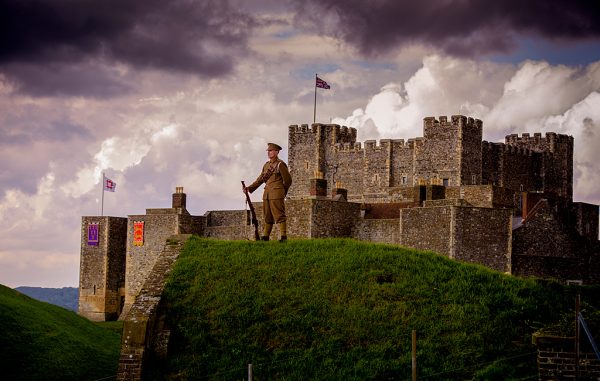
[332,181,347,201]
[172,186,186,209]
[309,171,327,197]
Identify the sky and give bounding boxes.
[1,0,600,288]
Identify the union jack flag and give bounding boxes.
[316,76,330,89]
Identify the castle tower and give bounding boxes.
[79,216,127,321]
[287,123,357,199]
[415,115,483,186]
[504,132,574,200]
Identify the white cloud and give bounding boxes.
[334,55,600,204]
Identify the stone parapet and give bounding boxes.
[117,234,191,381]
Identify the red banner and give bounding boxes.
[133,221,144,246]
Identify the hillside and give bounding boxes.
[0,285,121,381]
[149,237,598,381]
[15,286,78,311]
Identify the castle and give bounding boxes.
[79,115,599,322]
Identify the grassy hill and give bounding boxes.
[149,237,598,381]
[0,285,121,381]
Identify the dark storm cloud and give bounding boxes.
[291,0,600,57]
[0,0,255,96]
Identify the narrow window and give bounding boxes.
[472,174,476,184]
[443,178,449,187]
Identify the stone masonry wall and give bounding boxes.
[571,202,599,241]
[288,124,319,199]
[287,199,312,239]
[512,199,600,283]
[390,140,417,187]
[452,207,513,272]
[332,145,365,201]
[117,234,190,381]
[122,212,181,318]
[79,216,127,321]
[399,206,453,255]
[535,335,600,380]
[310,199,361,238]
[205,210,249,227]
[363,139,392,196]
[460,116,483,185]
[506,132,574,200]
[353,219,399,244]
[415,116,462,186]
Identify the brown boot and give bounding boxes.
[262,223,273,241]
[278,222,287,242]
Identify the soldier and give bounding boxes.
[244,142,292,242]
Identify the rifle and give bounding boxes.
[241,181,260,241]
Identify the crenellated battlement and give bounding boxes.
[482,140,534,156]
[505,132,573,154]
[288,123,357,145]
[424,115,483,130]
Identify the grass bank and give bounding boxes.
[0,284,121,381]
[152,237,598,380]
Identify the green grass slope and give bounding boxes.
[153,237,598,381]
[0,284,121,381]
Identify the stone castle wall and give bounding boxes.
[353,219,399,244]
[399,206,453,255]
[397,205,513,272]
[123,212,180,317]
[452,207,513,273]
[512,199,600,283]
[117,234,191,381]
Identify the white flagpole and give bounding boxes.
[313,73,317,124]
[101,172,105,217]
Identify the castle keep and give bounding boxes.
[79,115,600,323]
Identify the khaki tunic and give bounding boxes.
[248,158,292,224]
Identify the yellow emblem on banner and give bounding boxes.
[133,221,144,246]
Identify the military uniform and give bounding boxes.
[247,143,292,241]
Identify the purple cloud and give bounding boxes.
[291,0,600,57]
[0,0,256,96]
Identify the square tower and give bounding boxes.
[78,216,127,321]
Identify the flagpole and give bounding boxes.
[313,73,317,124]
[101,172,105,217]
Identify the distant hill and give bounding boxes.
[147,237,600,381]
[0,284,120,381]
[15,286,78,311]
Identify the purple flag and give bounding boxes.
[88,223,99,246]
